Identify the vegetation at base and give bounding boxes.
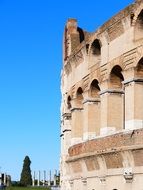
[6,187,51,190]
[20,156,32,186]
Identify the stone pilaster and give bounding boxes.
[71,98,83,145]
[123,68,143,130]
[83,95,100,140]
[123,78,143,130]
[100,80,124,135]
[62,112,72,153]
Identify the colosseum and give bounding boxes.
[60,0,143,189]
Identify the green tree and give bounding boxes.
[20,156,32,186]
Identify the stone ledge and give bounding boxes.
[68,128,143,158]
[66,144,143,163]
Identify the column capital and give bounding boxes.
[62,112,71,120]
[123,78,143,85]
[100,89,124,95]
[83,97,100,104]
[81,177,87,185]
[71,107,83,112]
[69,179,74,186]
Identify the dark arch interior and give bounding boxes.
[91,39,101,55]
[77,87,83,96]
[136,57,143,77]
[135,10,143,40]
[90,79,100,98]
[77,27,85,43]
[110,65,124,88]
[67,96,72,109]
[76,87,83,107]
[137,10,143,26]
[111,65,124,81]
[137,57,143,70]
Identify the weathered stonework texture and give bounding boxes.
[61,1,143,189]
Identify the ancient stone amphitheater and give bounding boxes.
[60,0,143,189]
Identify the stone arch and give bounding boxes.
[89,79,100,98]
[83,79,101,139]
[89,39,101,67]
[67,95,72,110]
[108,65,125,130]
[135,57,143,78]
[90,39,101,56]
[76,87,84,108]
[134,9,143,41]
[110,65,124,89]
[77,27,85,43]
[70,87,84,143]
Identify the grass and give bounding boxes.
[6,187,50,190]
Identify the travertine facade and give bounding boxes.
[60,0,143,189]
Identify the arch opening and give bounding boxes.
[136,57,143,78]
[77,27,85,43]
[91,40,101,56]
[135,10,143,41]
[90,79,100,98]
[67,96,72,110]
[76,87,83,108]
[89,39,101,67]
[110,65,124,89]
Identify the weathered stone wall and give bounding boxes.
[68,128,143,157]
[60,0,143,189]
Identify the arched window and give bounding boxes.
[91,39,101,56]
[77,27,85,43]
[67,96,72,110]
[135,10,143,41]
[89,39,101,67]
[110,65,125,129]
[136,57,143,78]
[110,65,124,89]
[90,79,100,98]
[76,87,83,108]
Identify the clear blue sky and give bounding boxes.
[0,0,134,181]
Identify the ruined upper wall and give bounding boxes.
[63,18,91,62]
[63,0,143,63]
